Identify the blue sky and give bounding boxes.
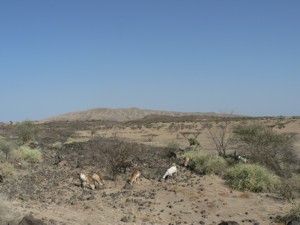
[0,1,299,122]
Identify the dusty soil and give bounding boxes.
[0,116,300,225]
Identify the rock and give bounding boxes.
[120,216,129,222]
[218,222,239,225]
[287,221,300,225]
[123,182,133,190]
[18,214,45,225]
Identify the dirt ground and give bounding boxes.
[0,117,300,225]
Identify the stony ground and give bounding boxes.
[0,118,299,225]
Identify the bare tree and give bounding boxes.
[205,114,233,156]
[103,139,135,180]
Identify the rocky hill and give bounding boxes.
[43,107,222,122]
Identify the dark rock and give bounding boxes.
[123,182,133,190]
[121,216,129,222]
[218,222,239,225]
[18,214,45,225]
[287,221,300,225]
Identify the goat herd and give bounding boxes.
[79,157,191,190]
[79,154,248,190]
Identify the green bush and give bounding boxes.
[224,163,279,192]
[233,124,297,176]
[183,151,228,175]
[13,146,42,163]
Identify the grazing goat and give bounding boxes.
[238,155,248,163]
[183,157,190,167]
[80,171,95,190]
[162,163,177,180]
[130,168,141,186]
[92,171,105,187]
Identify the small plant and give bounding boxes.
[188,138,200,146]
[224,164,279,192]
[0,162,15,178]
[13,146,42,163]
[51,141,63,150]
[64,137,90,144]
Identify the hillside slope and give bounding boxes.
[43,107,221,122]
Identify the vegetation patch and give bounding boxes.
[0,194,23,224]
[183,151,228,175]
[224,163,279,192]
[64,137,90,144]
[279,174,300,200]
[0,162,15,178]
[13,146,42,163]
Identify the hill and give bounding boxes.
[43,107,224,122]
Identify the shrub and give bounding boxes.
[278,174,300,200]
[15,121,38,143]
[0,162,15,178]
[183,151,228,175]
[102,138,137,180]
[224,164,279,192]
[233,124,298,176]
[13,146,42,163]
[0,138,14,161]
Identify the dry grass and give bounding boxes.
[238,192,252,198]
[0,194,24,223]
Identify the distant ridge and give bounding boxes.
[43,107,222,122]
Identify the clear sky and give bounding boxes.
[1,1,299,122]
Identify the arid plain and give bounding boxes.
[0,108,300,225]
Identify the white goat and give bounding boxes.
[162,163,177,180]
[238,155,248,163]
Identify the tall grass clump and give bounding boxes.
[224,163,279,192]
[183,151,228,175]
[13,146,42,163]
